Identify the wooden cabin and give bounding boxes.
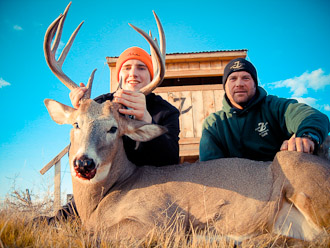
[106,50,247,162]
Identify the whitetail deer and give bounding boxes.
[43,3,330,243]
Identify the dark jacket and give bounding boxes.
[94,92,180,166]
[199,87,330,162]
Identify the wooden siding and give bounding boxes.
[154,84,224,159]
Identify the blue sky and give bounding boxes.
[1,0,329,202]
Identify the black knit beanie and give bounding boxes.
[222,58,258,86]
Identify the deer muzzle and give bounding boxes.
[74,155,97,180]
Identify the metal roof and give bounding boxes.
[166,49,248,55]
[107,49,248,58]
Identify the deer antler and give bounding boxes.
[128,11,166,95]
[43,2,96,100]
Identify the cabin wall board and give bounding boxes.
[154,84,224,160]
[180,91,194,138]
[191,91,204,138]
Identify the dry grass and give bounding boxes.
[0,189,329,248]
[1,206,329,248]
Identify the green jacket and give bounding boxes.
[199,87,330,161]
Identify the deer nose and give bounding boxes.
[73,155,97,180]
[74,156,96,171]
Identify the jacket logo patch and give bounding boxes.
[255,122,269,137]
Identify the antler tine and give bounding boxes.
[43,2,95,99]
[152,11,166,57]
[56,3,82,72]
[148,30,162,79]
[84,69,97,99]
[128,11,166,95]
[149,11,166,78]
[51,3,70,57]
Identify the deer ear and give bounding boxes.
[44,99,76,125]
[125,121,168,142]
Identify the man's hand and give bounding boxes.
[69,83,87,109]
[113,89,152,123]
[280,134,315,154]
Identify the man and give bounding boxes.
[41,47,180,223]
[199,58,330,162]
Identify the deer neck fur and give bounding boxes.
[64,100,136,222]
[70,133,137,222]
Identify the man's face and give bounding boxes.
[225,71,256,109]
[119,59,151,92]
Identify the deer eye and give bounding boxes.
[108,126,118,134]
[73,122,79,129]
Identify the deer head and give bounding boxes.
[44,99,166,182]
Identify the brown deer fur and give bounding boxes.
[44,98,330,242]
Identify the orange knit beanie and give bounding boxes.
[116,47,153,81]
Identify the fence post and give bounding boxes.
[54,160,61,213]
[40,145,69,213]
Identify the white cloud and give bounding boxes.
[269,69,330,97]
[13,25,23,31]
[0,78,11,88]
[294,97,317,106]
[323,104,330,111]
